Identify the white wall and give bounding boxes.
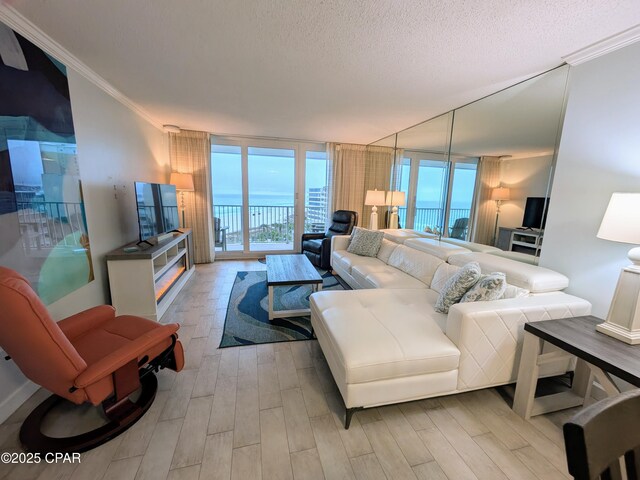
[498,154,553,228]
[540,41,640,318]
[0,70,170,422]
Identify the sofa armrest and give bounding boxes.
[331,235,351,254]
[74,323,180,388]
[58,305,116,341]
[446,293,592,390]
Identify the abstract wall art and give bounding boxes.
[0,21,93,304]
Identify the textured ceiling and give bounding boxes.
[9,0,640,144]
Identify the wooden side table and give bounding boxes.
[513,316,640,419]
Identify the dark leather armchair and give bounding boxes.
[302,210,358,270]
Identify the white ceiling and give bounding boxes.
[9,0,640,144]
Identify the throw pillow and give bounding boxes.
[376,238,398,263]
[347,227,384,257]
[434,262,482,314]
[461,272,508,303]
[501,284,530,299]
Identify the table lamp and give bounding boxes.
[596,192,640,344]
[364,189,387,230]
[385,190,406,229]
[170,172,195,228]
[491,186,510,246]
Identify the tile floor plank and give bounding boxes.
[135,419,183,480]
[290,449,325,480]
[379,405,433,466]
[350,453,387,480]
[231,444,262,480]
[361,421,418,480]
[426,405,507,480]
[310,414,356,480]
[200,431,234,480]
[417,427,479,480]
[282,388,316,453]
[260,407,294,480]
[171,395,213,469]
[208,374,238,435]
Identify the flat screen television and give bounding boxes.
[134,182,179,242]
[522,196,549,230]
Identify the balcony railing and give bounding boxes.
[16,200,87,252]
[213,204,327,248]
[398,207,470,235]
[213,204,471,249]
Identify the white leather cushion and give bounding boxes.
[435,262,482,313]
[448,252,569,293]
[461,272,507,303]
[333,250,385,274]
[431,263,461,294]
[501,284,530,299]
[376,238,398,263]
[439,237,501,253]
[351,264,395,288]
[310,289,459,384]
[347,227,384,257]
[387,245,443,286]
[365,270,428,289]
[404,238,471,260]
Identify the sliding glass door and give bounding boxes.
[211,137,326,257]
[399,152,478,239]
[247,147,295,251]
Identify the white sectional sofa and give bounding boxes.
[310,234,591,428]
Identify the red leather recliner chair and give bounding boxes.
[0,266,184,453]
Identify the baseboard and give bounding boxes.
[0,380,38,424]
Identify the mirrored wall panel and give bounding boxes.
[373,64,570,261]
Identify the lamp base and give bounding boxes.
[389,206,399,229]
[598,263,640,344]
[369,209,379,230]
[596,322,640,345]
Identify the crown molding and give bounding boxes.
[563,24,640,66]
[0,4,163,130]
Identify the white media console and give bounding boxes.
[106,229,195,321]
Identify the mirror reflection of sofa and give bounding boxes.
[310,234,591,428]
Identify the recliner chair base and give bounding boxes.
[20,372,157,454]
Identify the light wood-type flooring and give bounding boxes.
[0,260,578,480]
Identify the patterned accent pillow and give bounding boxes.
[501,283,530,299]
[347,227,384,257]
[461,272,508,303]
[434,262,481,314]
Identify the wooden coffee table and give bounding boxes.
[265,254,323,320]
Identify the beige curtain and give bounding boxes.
[363,146,397,229]
[169,130,215,263]
[327,143,397,229]
[471,156,502,245]
[327,143,367,226]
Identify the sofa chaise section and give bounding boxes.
[312,234,592,428]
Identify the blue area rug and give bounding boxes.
[219,269,348,348]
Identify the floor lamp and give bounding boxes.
[491,187,510,246]
[364,189,387,230]
[596,193,640,344]
[170,172,195,228]
[385,190,406,229]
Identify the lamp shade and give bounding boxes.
[170,172,194,191]
[597,193,640,245]
[385,190,406,207]
[490,187,510,201]
[364,189,387,206]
